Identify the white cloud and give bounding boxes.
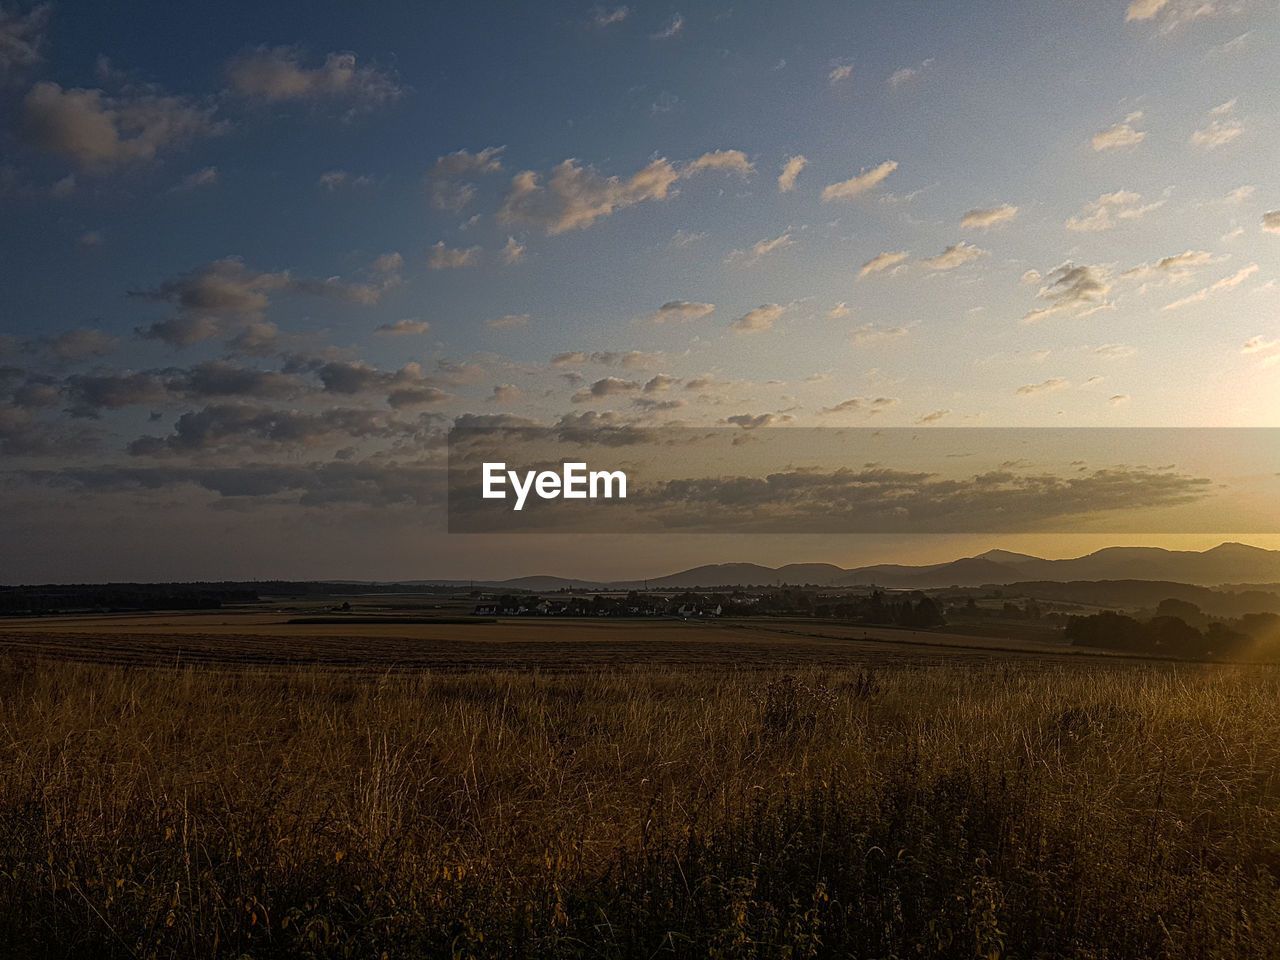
[828,62,853,84]
[826,302,850,319]
[1226,185,1255,204]
[850,323,908,345]
[1161,263,1258,310]
[1122,249,1215,282]
[1095,343,1135,359]
[730,303,784,333]
[653,300,714,323]
[859,250,910,277]
[501,236,526,264]
[1092,112,1145,151]
[1190,100,1242,149]
[652,14,683,39]
[428,241,481,270]
[487,314,530,329]
[1241,335,1277,355]
[687,149,754,177]
[22,82,222,170]
[728,233,793,266]
[498,150,748,234]
[592,6,629,27]
[960,203,1018,229]
[1125,0,1168,20]
[1066,190,1162,231]
[778,155,807,192]
[821,160,898,201]
[1021,263,1113,324]
[227,47,402,108]
[919,242,985,270]
[1017,378,1069,395]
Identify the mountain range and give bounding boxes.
[453,543,1280,592]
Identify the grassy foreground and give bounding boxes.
[2,657,1280,958]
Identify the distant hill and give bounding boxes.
[417,542,1280,593]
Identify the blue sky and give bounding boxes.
[1,0,1278,580]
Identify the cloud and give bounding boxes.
[498,150,750,233]
[821,160,898,201]
[131,256,389,348]
[572,376,640,403]
[22,81,222,170]
[22,460,446,507]
[826,303,850,319]
[1190,99,1242,149]
[1092,112,1145,151]
[1066,190,1162,231]
[426,146,504,211]
[778,155,807,192]
[859,250,909,277]
[1226,185,1255,204]
[171,166,219,193]
[1262,211,1280,234]
[1095,343,1135,359]
[487,314,529,329]
[727,233,793,266]
[919,241,985,270]
[960,203,1018,229]
[652,13,683,39]
[64,372,172,416]
[1161,263,1258,310]
[488,384,521,404]
[1017,378,1069,395]
[727,413,785,429]
[827,62,853,84]
[316,169,374,191]
[1122,249,1214,281]
[429,146,504,178]
[850,324,908,345]
[51,328,119,360]
[0,2,48,78]
[653,300,714,323]
[1021,263,1113,324]
[227,46,402,108]
[501,236,526,264]
[729,303,784,333]
[551,350,664,369]
[1125,0,1168,20]
[916,409,949,423]
[127,403,431,455]
[374,319,431,336]
[631,464,1211,532]
[592,6,630,26]
[643,374,680,393]
[821,396,898,415]
[1242,336,1278,355]
[499,158,678,234]
[553,411,660,446]
[687,149,753,177]
[429,241,481,269]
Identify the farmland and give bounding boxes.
[1,609,1279,957]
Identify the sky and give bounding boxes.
[0,0,1278,582]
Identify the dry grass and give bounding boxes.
[2,650,1280,958]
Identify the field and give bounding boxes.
[3,609,1280,958]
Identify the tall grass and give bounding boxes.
[2,657,1279,957]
